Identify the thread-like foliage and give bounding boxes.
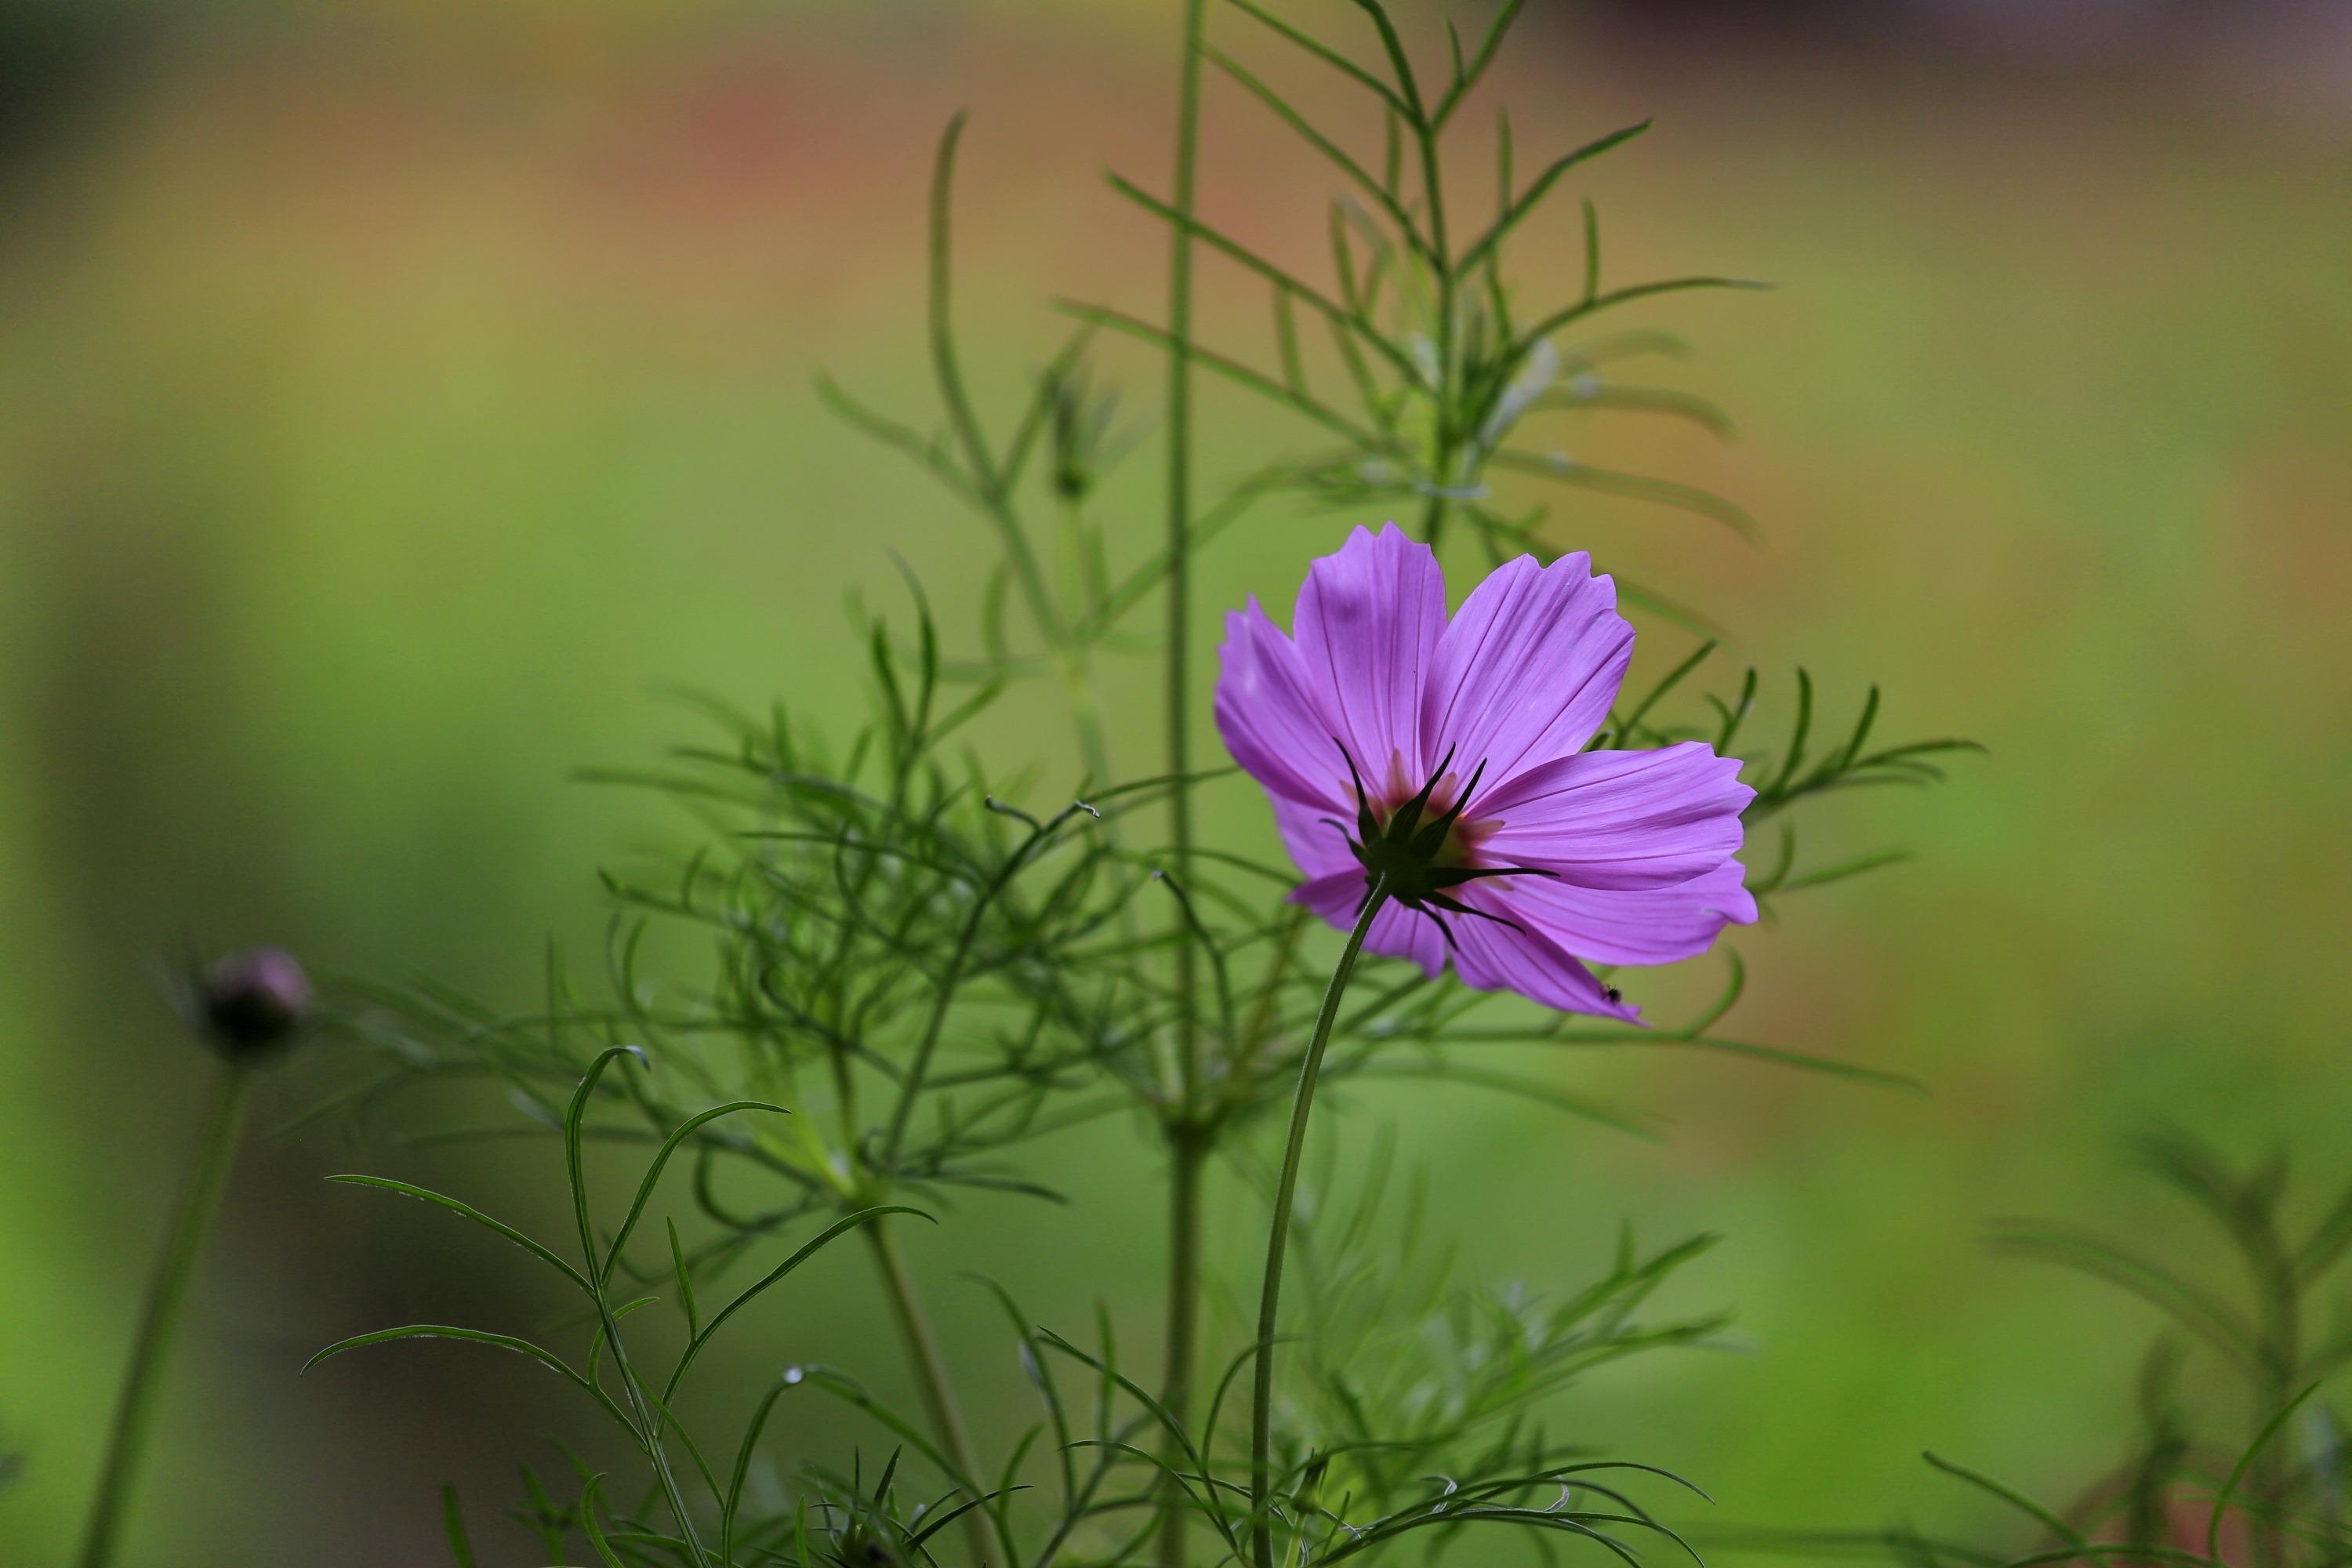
[1074,0,1765,582]
[309,1044,922,1566]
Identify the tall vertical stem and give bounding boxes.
[1416,111,1456,552]
[1156,4,1210,1567]
[78,1061,253,1568]
[1163,0,1205,1069]
[1157,1130,1208,1555]
[1249,885,1388,1568]
[865,1219,999,1567]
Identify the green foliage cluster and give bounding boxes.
[1963,1133,2352,1568]
[1741,1134,2352,1568]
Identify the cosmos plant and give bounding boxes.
[67,4,2014,1566]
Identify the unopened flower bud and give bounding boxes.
[1047,363,1120,503]
[200,947,312,1060]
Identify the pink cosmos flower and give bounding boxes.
[1214,523,1755,1022]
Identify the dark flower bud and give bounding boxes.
[1046,363,1121,503]
[200,947,312,1060]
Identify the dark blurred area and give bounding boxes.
[2,2,2348,1564]
[2,0,167,151]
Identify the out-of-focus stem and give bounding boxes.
[1157,1128,1208,1558]
[1417,488,1451,550]
[1157,3,1210,1567]
[1058,651,1116,795]
[928,116,1060,655]
[865,1218,999,1567]
[1416,105,1456,553]
[77,1061,253,1568]
[1054,502,1119,804]
[1163,0,1204,1075]
[2249,1235,2300,1568]
[1249,884,1388,1568]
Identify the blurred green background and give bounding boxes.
[5,2,2350,1563]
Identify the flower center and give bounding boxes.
[1364,768,1487,869]
[1324,739,1552,949]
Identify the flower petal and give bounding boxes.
[1497,858,1757,967]
[1213,523,1449,819]
[1293,523,1446,789]
[1271,793,1358,881]
[1422,550,1631,783]
[1214,598,1341,809]
[1475,742,1754,890]
[1444,905,1640,1022]
[1292,869,1447,977]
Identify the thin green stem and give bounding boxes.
[1158,4,1210,1567]
[1417,486,1452,549]
[928,114,1064,652]
[601,1318,712,1567]
[1055,500,1120,806]
[1158,1129,1209,1562]
[1058,650,1116,793]
[1164,0,1205,1087]
[828,1044,862,1171]
[568,1054,712,1567]
[865,1219,998,1567]
[78,1061,253,1568]
[2248,1217,2301,1568]
[1405,95,1457,549]
[1409,50,1457,553]
[882,807,1069,1164]
[1249,883,1389,1568]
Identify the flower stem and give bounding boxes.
[864,1218,997,1567]
[77,1060,253,1568]
[1157,3,1209,1567]
[1157,1126,1208,1559]
[1162,0,1205,1076]
[1249,884,1388,1568]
